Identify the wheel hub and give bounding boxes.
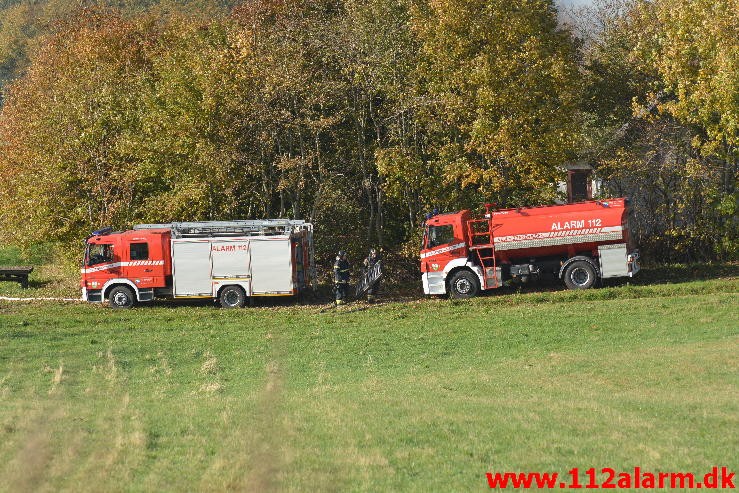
[571,267,590,286]
[225,291,239,306]
[455,278,471,294]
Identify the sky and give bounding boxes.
[556,0,598,27]
[558,0,595,5]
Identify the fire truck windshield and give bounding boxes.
[427,225,454,248]
[86,243,114,266]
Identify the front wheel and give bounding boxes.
[109,286,135,309]
[219,285,246,308]
[563,260,597,290]
[448,270,480,299]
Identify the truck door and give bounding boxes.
[83,241,120,289]
[172,240,213,297]
[420,219,466,294]
[211,240,251,294]
[421,222,465,271]
[122,240,165,289]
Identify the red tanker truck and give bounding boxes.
[420,198,640,298]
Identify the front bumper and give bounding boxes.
[82,287,103,302]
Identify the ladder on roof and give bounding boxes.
[133,219,312,238]
[466,218,499,289]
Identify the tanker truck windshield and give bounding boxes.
[428,225,454,248]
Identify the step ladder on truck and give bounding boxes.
[465,203,501,291]
[81,219,315,308]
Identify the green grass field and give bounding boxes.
[1,273,737,492]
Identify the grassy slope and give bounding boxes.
[0,278,737,492]
[0,244,78,297]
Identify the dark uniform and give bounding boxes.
[333,251,350,305]
[363,248,381,302]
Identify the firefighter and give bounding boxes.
[362,248,381,302]
[333,250,350,305]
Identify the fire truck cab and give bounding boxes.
[421,211,478,296]
[82,228,170,306]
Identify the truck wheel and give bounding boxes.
[109,286,135,309]
[448,270,479,299]
[563,261,596,290]
[219,286,246,308]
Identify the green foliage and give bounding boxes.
[631,0,738,155]
[594,119,737,261]
[0,0,735,265]
[413,0,582,208]
[579,0,738,261]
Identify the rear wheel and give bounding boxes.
[563,260,596,290]
[109,286,135,309]
[448,270,480,299]
[219,285,246,308]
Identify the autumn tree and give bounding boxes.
[580,0,737,260]
[2,0,732,268]
[0,10,266,250]
[0,11,151,248]
[412,0,583,209]
[0,0,232,95]
[632,0,738,158]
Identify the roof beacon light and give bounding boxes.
[91,227,113,236]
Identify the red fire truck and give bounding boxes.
[420,198,640,298]
[81,220,314,308]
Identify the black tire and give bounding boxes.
[109,286,135,309]
[219,285,246,308]
[563,260,597,290]
[448,270,480,299]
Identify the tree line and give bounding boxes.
[0,0,735,267]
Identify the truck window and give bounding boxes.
[130,243,149,260]
[427,225,455,248]
[87,244,114,266]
